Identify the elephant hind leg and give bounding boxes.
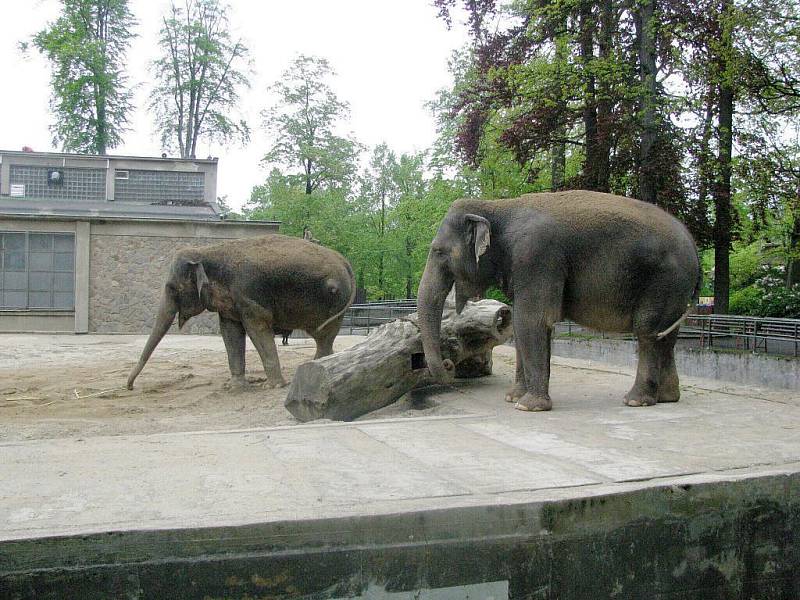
[310,317,342,359]
[625,336,660,407]
[656,329,680,403]
[626,292,682,407]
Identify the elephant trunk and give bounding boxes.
[417,260,454,382]
[126,291,178,390]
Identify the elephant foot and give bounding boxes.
[264,376,287,389]
[657,377,681,403]
[224,375,248,391]
[623,390,657,407]
[504,383,526,403]
[514,393,552,412]
[656,388,680,403]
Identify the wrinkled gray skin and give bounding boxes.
[127,235,355,390]
[418,191,701,411]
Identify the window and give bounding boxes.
[0,232,75,310]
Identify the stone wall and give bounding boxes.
[88,223,277,334]
[550,337,799,391]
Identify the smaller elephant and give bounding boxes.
[274,327,293,345]
[127,235,355,390]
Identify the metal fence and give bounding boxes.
[340,302,800,357]
[341,301,418,334]
[682,314,800,357]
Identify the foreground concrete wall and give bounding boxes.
[553,337,799,391]
[2,472,798,599]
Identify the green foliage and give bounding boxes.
[261,55,361,194]
[730,241,766,289]
[150,0,251,158]
[485,287,511,305]
[752,266,800,317]
[24,0,135,154]
[728,286,762,315]
[729,266,800,317]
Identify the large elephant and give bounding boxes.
[418,191,701,411]
[127,235,355,390]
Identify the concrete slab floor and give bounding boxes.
[0,335,798,543]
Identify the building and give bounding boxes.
[0,150,278,334]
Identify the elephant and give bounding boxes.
[127,234,356,390]
[417,190,701,412]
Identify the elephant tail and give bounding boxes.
[656,262,702,340]
[316,262,357,332]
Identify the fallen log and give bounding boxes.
[284,294,513,422]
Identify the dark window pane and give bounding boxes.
[4,252,26,271]
[4,271,27,290]
[53,272,73,292]
[29,272,52,292]
[29,291,52,308]
[30,252,53,271]
[53,234,74,251]
[3,291,27,308]
[54,292,74,309]
[3,233,25,250]
[30,234,53,251]
[53,253,74,271]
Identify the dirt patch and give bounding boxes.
[0,334,469,442]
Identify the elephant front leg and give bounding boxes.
[219,316,247,388]
[513,317,554,412]
[240,309,287,388]
[504,343,528,403]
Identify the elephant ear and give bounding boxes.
[465,214,491,263]
[188,261,209,302]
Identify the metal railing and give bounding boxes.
[682,314,800,357]
[340,302,800,357]
[342,302,417,334]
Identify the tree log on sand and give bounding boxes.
[285,294,513,422]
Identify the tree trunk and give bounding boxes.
[285,297,513,422]
[551,20,568,191]
[636,0,658,204]
[595,0,614,193]
[579,1,599,191]
[713,0,734,314]
[787,201,800,287]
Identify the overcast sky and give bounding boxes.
[0,0,467,210]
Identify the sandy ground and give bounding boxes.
[0,334,475,442]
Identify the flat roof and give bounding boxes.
[0,198,278,225]
[0,149,218,164]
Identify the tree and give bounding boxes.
[24,0,135,154]
[358,144,398,299]
[150,0,250,158]
[434,0,713,207]
[736,0,800,288]
[262,55,361,195]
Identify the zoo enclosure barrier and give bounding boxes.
[339,303,800,358]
